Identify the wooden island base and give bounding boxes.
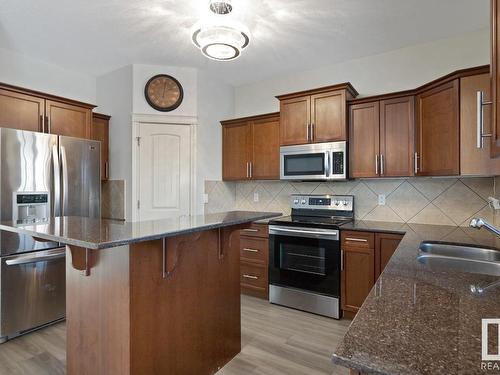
[66,226,244,375]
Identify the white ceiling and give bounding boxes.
[0,0,490,86]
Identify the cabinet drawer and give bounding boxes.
[240,262,268,291]
[341,231,374,249]
[240,237,268,264]
[240,223,268,238]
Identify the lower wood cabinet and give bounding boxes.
[341,230,403,317]
[240,223,269,299]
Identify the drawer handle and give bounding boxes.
[243,248,259,253]
[242,274,258,280]
[243,229,259,233]
[345,237,368,243]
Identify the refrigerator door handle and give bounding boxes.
[60,145,68,216]
[52,144,61,216]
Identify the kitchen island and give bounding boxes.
[332,221,500,375]
[0,211,280,375]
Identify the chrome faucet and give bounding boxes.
[469,218,500,237]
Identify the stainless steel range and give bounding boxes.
[268,194,354,319]
[0,128,101,343]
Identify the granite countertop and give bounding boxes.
[0,211,281,250]
[332,220,500,375]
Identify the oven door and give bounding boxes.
[269,226,341,297]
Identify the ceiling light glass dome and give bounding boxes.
[191,1,250,61]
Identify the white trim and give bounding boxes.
[131,113,198,222]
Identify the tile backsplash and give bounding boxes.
[205,177,499,227]
[102,179,125,221]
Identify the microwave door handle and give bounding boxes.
[324,152,330,177]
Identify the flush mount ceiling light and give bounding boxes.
[191,0,250,61]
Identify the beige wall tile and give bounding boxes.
[407,178,456,201]
[362,179,404,196]
[350,183,377,219]
[386,181,429,221]
[460,177,494,201]
[407,204,455,226]
[363,206,403,222]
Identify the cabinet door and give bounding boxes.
[46,100,91,139]
[250,116,280,179]
[379,96,415,177]
[341,247,375,313]
[92,114,110,181]
[0,89,44,132]
[415,80,459,176]
[311,90,347,142]
[375,233,403,279]
[461,74,500,175]
[280,96,310,146]
[349,102,380,178]
[222,122,250,180]
[492,0,500,157]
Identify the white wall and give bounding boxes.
[0,47,96,104]
[234,28,490,116]
[95,65,133,219]
[132,64,198,116]
[196,70,234,213]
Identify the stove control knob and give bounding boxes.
[343,200,349,206]
[293,199,299,204]
[334,200,340,206]
[300,199,307,205]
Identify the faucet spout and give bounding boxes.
[470,218,500,237]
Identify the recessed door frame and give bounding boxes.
[131,113,198,222]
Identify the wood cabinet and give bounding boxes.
[0,88,44,132]
[92,113,111,181]
[240,223,269,299]
[375,233,403,278]
[277,83,358,146]
[222,113,280,181]
[492,0,500,157]
[415,80,460,176]
[460,73,500,175]
[0,83,95,137]
[341,230,403,316]
[349,96,414,178]
[46,100,91,138]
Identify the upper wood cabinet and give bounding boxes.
[0,83,95,138]
[460,73,500,175]
[0,89,44,132]
[46,100,91,138]
[415,80,460,176]
[491,0,500,157]
[222,113,280,181]
[92,113,111,181]
[277,83,358,146]
[349,96,414,178]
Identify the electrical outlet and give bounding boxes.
[203,194,209,204]
[378,194,386,205]
[253,192,259,202]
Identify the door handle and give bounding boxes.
[306,123,310,142]
[380,154,384,176]
[60,146,68,216]
[345,237,368,242]
[5,248,66,266]
[243,228,259,233]
[414,152,419,174]
[310,123,315,141]
[242,274,258,280]
[246,162,249,178]
[249,162,253,179]
[105,161,109,179]
[375,154,379,175]
[52,145,61,216]
[476,91,493,149]
[242,248,259,253]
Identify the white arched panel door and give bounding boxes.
[137,123,191,221]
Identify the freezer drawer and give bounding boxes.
[0,248,66,339]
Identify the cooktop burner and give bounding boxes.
[268,194,355,230]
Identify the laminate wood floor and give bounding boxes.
[0,295,350,375]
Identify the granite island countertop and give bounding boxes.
[0,211,281,250]
[332,220,500,375]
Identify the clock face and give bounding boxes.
[144,75,183,112]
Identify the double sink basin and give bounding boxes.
[417,241,500,277]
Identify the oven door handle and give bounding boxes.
[269,226,339,240]
[5,248,66,266]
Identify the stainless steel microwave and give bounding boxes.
[280,141,347,181]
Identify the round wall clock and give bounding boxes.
[144,74,184,112]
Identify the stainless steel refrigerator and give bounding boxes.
[0,127,100,343]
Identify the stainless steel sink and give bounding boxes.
[417,241,500,277]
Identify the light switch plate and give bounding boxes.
[253,192,259,202]
[378,194,386,206]
[203,194,209,204]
